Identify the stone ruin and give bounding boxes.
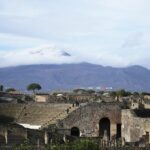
[0,92,150,147]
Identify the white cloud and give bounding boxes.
[0,0,150,68]
[0,45,82,67]
[0,43,150,69]
[0,33,49,50]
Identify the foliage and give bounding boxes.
[27,83,42,93]
[5,88,16,92]
[10,139,149,150]
[116,89,126,97]
[46,140,100,150]
[73,89,86,94]
[73,89,95,94]
[141,92,150,96]
[73,140,99,150]
[110,89,132,97]
[14,139,32,150]
[98,91,104,95]
[133,92,139,96]
[110,91,117,98]
[0,85,3,91]
[86,89,95,94]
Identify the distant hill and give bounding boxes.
[0,63,150,92]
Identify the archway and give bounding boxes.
[99,118,110,139]
[71,127,80,137]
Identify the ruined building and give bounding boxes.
[0,96,150,146]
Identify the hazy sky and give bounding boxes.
[0,0,150,68]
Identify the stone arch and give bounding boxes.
[71,127,80,137]
[99,117,110,139]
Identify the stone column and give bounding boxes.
[44,131,48,145]
[63,134,67,143]
[4,128,8,145]
[122,137,125,146]
[24,129,28,140]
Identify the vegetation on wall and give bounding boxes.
[12,139,146,150]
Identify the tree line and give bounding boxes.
[0,83,42,93]
[0,83,150,96]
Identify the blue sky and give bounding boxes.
[0,0,150,68]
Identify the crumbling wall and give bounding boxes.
[0,124,27,144]
[122,109,150,143]
[60,102,122,138]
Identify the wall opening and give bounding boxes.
[71,127,80,137]
[146,132,149,143]
[116,124,121,138]
[99,118,110,139]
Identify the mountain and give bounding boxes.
[0,63,150,92]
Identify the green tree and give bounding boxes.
[5,88,16,93]
[73,89,86,94]
[133,92,139,97]
[110,91,117,98]
[27,83,42,93]
[116,89,131,97]
[0,85,4,91]
[116,89,126,97]
[14,139,32,150]
[141,92,150,96]
[86,89,95,94]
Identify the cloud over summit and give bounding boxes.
[0,46,80,67]
[0,0,150,68]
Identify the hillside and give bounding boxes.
[0,63,150,91]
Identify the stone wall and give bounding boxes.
[142,99,150,109]
[0,124,27,144]
[0,92,32,102]
[60,102,122,138]
[122,109,150,144]
[48,94,100,103]
[35,95,49,102]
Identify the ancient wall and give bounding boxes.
[0,92,32,102]
[48,94,100,103]
[0,124,47,145]
[142,99,150,109]
[0,124,27,144]
[60,102,122,138]
[130,102,139,109]
[0,103,72,127]
[122,109,150,144]
[35,95,49,102]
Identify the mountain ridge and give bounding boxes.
[0,63,150,92]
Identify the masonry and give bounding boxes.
[122,109,150,144]
[0,99,150,146]
[59,102,123,139]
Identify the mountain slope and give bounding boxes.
[0,63,150,91]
